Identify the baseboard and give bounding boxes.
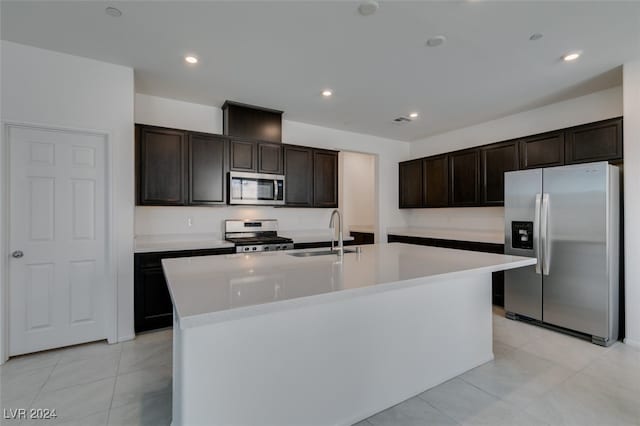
[117,333,135,343]
[623,337,640,349]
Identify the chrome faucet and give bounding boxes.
[329,209,344,257]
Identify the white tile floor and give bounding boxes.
[1,308,639,426]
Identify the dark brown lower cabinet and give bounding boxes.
[292,240,357,250]
[349,231,375,245]
[134,248,235,332]
[387,234,505,306]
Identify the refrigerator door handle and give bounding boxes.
[541,193,551,276]
[534,193,542,274]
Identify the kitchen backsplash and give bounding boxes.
[407,207,505,232]
[135,206,339,236]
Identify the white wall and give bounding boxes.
[0,41,136,353]
[134,94,410,239]
[340,151,376,233]
[406,86,623,232]
[623,61,640,348]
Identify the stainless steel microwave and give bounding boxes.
[229,172,285,205]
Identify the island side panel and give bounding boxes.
[173,273,493,426]
[172,308,184,426]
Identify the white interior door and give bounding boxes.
[9,126,109,356]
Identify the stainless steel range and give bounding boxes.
[224,219,294,253]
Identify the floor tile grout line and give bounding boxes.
[31,354,121,395]
[106,342,124,426]
[421,397,464,425]
[27,353,62,411]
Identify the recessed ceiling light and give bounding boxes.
[358,0,379,16]
[563,52,581,62]
[185,56,199,64]
[529,33,543,41]
[105,7,122,17]
[426,35,447,47]
[322,89,333,97]
[409,112,419,119]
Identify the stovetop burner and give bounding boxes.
[226,235,293,246]
[224,219,294,253]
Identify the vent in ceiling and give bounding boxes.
[393,116,412,124]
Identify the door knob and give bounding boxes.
[11,250,24,258]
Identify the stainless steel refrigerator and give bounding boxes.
[504,161,619,346]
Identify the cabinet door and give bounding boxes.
[230,139,257,171]
[399,159,423,208]
[565,118,623,164]
[423,155,448,207]
[134,267,173,332]
[481,141,519,205]
[258,142,283,174]
[137,125,187,205]
[449,149,480,206]
[284,145,314,207]
[519,131,564,169]
[313,149,339,208]
[188,133,228,205]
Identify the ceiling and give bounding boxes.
[1,1,639,142]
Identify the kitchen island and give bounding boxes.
[163,243,535,426]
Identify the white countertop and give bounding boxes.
[134,234,234,253]
[135,230,354,253]
[162,243,534,328]
[386,227,505,245]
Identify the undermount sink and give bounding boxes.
[288,248,357,257]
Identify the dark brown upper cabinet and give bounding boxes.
[397,117,622,209]
[481,141,519,205]
[423,155,448,207]
[519,131,565,169]
[222,101,283,143]
[230,138,258,172]
[284,145,314,207]
[258,142,283,174]
[565,118,623,165]
[137,125,187,205]
[313,149,339,208]
[230,139,283,174]
[449,149,480,206]
[188,133,228,205]
[399,159,424,208]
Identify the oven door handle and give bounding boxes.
[274,180,279,200]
